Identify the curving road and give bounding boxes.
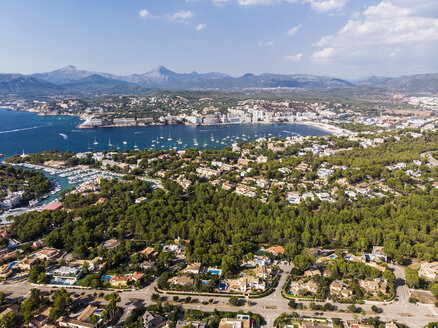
[1,263,437,327]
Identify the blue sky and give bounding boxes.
[1,0,437,78]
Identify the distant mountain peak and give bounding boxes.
[64,65,77,70]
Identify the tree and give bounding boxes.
[288,299,297,309]
[371,305,380,313]
[151,293,160,302]
[405,268,420,289]
[229,296,240,306]
[0,312,23,328]
[49,288,72,319]
[347,304,357,313]
[0,292,5,305]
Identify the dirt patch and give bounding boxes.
[410,290,435,304]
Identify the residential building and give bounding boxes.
[419,262,438,279]
[330,280,353,298]
[219,315,251,328]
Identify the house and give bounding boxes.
[304,269,321,277]
[330,280,353,298]
[250,265,272,279]
[370,246,387,262]
[130,272,145,282]
[287,193,301,204]
[176,321,207,328]
[419,262,438,279]
[219,315,251,328]
[102,239,120,250]
[30,305,51,327]
[41,201,63,211]
[17,256,40,270]
[167,275,194,286]
[289,280,318,296]
[143,311,166,328]
[359,279,387,295]
[228,276,266,292]
[140,261,156,270]
[34,247,62,261]
[266,245,285,256]
[50,266,82,285]
[77,305,98,322]
[141,247,159,259]
[109,275,129,287]
[300,321,331,328]
[183,262,203,274]
[58,316,96,328]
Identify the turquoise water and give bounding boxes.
[0,107,328,158]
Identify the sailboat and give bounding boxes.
[116,144,120,150]
[167,134,172,141]
[108,139,113,147]
[123,141,128,145]
[88,143,92,150]
[160,133,164,139]
[93,138,98,145]
[203,139,208,147]
[134,143,139,150]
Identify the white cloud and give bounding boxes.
[196,23,207,31]
[212,0,298,6]
[258,40,275,47]
[284,53,303,61]
[170,10,194,20]
[287,24,302,36]
[139,9,149,18]
[304,0,348,12]
[138,9,194,22]
[238,0,281,5]
[312,0,438,66]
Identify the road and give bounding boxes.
[421,152,438,167]
[1,263,438,327]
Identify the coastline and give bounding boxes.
[1,106,352,136]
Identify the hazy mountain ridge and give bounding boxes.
[0,65,437,97]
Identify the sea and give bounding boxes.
[0,107,329,219]
[0,107,328,158]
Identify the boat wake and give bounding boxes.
[0,124,51,134]
[59,133,68,140]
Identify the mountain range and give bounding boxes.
[0,65,437,98]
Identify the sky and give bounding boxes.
[0,0,438,79]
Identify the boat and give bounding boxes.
[134,143,139,150]
[108,139,113,147]
[93,138,98,145]
[87,143,92,150]
[116,144,120,150]
[167,134,172,141]
[203,139,208,147]
[123,141,128,145]
[160,133,164,139]
[0,153,4,158]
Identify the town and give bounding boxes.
[0,120,438,327]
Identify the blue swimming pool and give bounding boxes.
[209,269,222,275]
[8,261,18,269]
[219,282,227,290]
[102,275,112,280]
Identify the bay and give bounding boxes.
[0,107,328,158]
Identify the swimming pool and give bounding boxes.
[208,269,222,275]
[8,261,18,269]
[102,275,112,280]
[219,282,227,290]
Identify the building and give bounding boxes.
[51,266,82,285]
[102,239,120,250]
[359,279,387,295]
[167,275,194,286]
[58,316,96,328]
[370,246,387,262]
[183,262,203,274]
[34,247,62,262]
[176,321,207,328]
[109,275,129,287]
[330,280,353,298]
[143,311,166,328]
[219,315,251,328]
[419,262,438,279]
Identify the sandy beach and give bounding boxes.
[299,120,353,136]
